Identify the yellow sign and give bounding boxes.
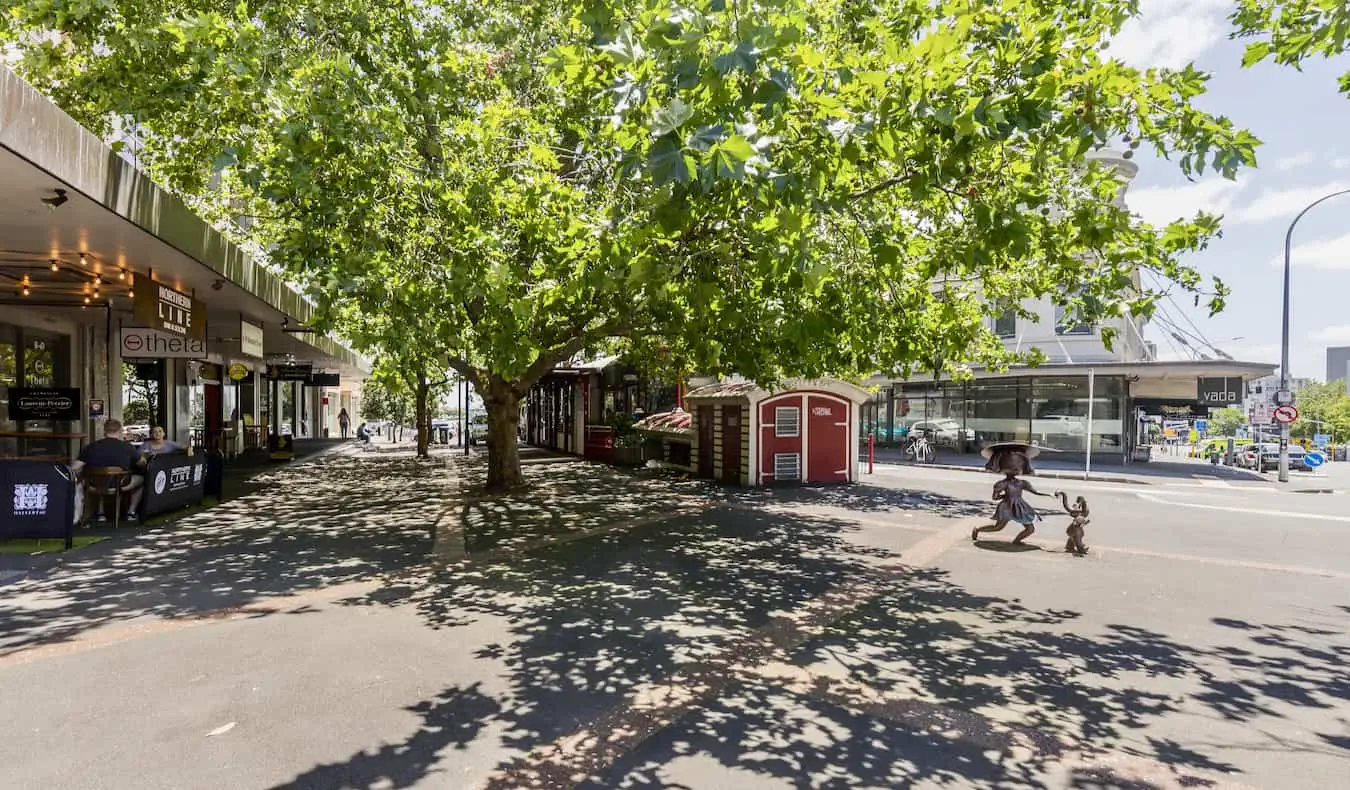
[228,363,249,381]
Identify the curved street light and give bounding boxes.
[1278,188,1350,482]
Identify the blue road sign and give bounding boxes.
[1313,433,1331,448]
[1195,419,1208,434]
[1305,451,1325,468]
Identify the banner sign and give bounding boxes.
[141,454,207,518]
[1197,377,1243,406]
[267,362,313,381]
[0,461,77,540]
[133,273,207,341]
[1134,398,1210,418]
[120,327,207,360]
[7,388,81,421]
[306,372,340,387]
[240,320,264,358]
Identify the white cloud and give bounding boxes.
[1268,231,1350,269]
[1309,325,1350,345]
[1108,0,1231,69]
[1127,177,1246,226]
[1276,153,1315,171]
[1232,181,1350,224]
[1332,157,1350,170]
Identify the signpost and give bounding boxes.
[1273,404,1299,425]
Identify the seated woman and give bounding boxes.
[140,426,181,458]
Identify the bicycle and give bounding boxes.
[903,432,936,464]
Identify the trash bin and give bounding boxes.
[436,426,449,445]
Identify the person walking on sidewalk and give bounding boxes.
[339,408,350,438]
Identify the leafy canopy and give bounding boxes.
[1232,0,1350,96]
[3,0,1260,392]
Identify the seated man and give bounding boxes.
[72,418,145,523]
[355,422,371,444]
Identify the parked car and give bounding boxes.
[908,419,976,448]
[1241,443,1308,472]
[122,424,150,442]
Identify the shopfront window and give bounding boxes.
[967,380,1031,445]
[1030,376,1124,452]
[0,325,72,457]
[894,384,970,451]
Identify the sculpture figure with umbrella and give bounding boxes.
[971,442,1058,546]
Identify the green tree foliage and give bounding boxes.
[1232,0,1350,95]
[1207,406,1247,437]
[3,0,1260,489]
[359,369,415,439]
[122,399,152,425]
[1290,380,1350,442]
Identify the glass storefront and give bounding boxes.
[870,375,1127,456]
[0,323,74,458]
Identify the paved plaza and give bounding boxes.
[2,449,1348,789]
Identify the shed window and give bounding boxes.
[774,453,801,481]
[774,406,801,437]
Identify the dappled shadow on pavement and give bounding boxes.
[0,453,455,654]
[315,517,1346,788]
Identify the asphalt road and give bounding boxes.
[1,453,1346,789]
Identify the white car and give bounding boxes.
[468,414,489,445]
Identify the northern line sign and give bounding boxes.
[134,274,207,341]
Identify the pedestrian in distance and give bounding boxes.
[339,408,350,438]
[972,442,1055,546]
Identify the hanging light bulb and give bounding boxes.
[94,274,102,285]
[118,268,126,281]
[83,295,91,304]
[50,259,59,272]
[21,274,30,286]
[21,284,31,297]
[128,289,135,300]
[79,252,88,266]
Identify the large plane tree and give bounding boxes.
[5,0,1258,489]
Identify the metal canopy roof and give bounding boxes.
[0,67,369,381]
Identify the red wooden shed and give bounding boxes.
[683,378,871,486]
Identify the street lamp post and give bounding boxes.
[1279,188,1350,483]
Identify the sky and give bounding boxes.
[1109,0,1350,381]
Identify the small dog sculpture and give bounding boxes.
[1055,491,1090,555]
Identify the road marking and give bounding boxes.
[1136,492,1350,522]
[1091,545,1350,580]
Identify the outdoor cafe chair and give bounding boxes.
[81,467,133,529]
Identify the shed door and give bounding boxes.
[721,406,741,483]
[806,395,850,483]
[697,405,715,478]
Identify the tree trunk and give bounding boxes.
[483,376,524,491]
[415,374,431,458]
